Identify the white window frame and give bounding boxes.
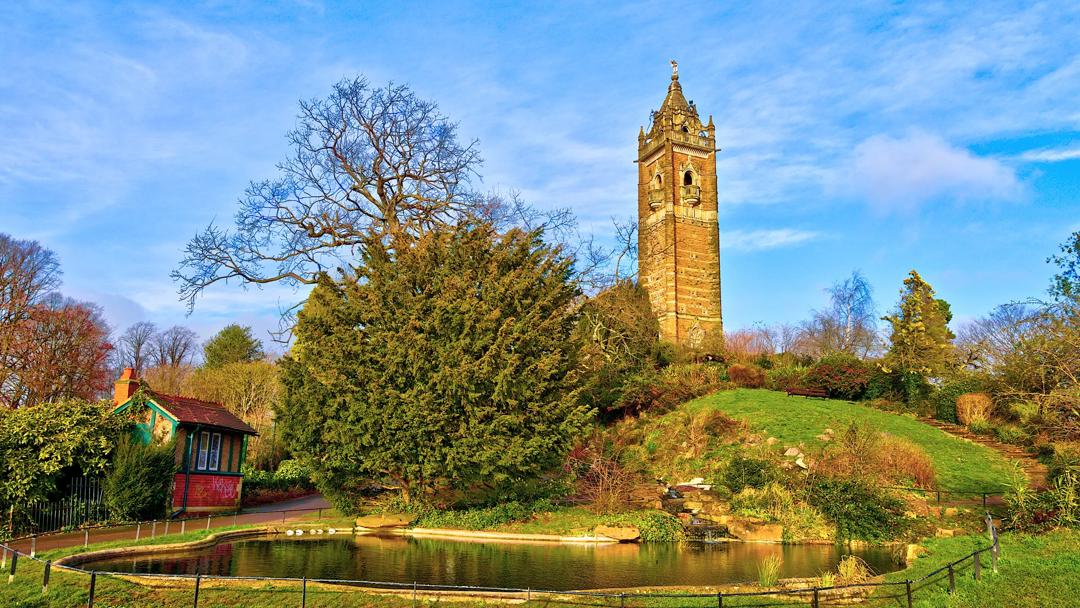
[197,431,209,469]
[208,433,222,471]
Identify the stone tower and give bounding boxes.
[637,61,722,346]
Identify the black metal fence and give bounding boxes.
[17,477,108,536]
[0,514,1003,608]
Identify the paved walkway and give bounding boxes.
[5,493,333,557]
[921,417,1049,489]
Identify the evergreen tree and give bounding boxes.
[202,324,265,369]
[882,270,955,398]
[279,221,591,509]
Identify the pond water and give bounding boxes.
[79,534,900,590]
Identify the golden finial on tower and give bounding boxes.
[670,59,679,79]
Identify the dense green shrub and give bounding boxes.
[802,353,872,400]
[618,363,729,414]
[994,424,1030,445]
[104,437,177,521]
[930,374,991,423]
[606,510,685,542]
[722,456,778,493]
[807,479,907,541]
[413,499,557,530]
[765,366,807,391]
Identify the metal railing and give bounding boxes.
[0,513,1002,607]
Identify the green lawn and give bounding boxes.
[882,529,1080,608]
[687,389,1013,491]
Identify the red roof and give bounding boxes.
[152,393,258,435]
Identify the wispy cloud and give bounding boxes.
[724,229,820,252]
[1020,146,1080,162]
[850,131,1022,212]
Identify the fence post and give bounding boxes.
[947,563,955,593]
[905,579,913,608]
[812,588,819,608]
[974,552,982,580]
[165,519,170,536]
[181,519,186,535]
[8,551,17,584]
[206,514,211,531]
[193,571,201,608]
[42,560,50,594]
[412,580,417,606]
[318,508,323,519]
[1,546,6,570]
[982,493,987,508]
[84,528,89,548]
[620,592,626,608]
[30,535,36,558]
[233,512,238,527]
[87,571,96,607]
[302,576,308,608]
[992,544,998,572]
[717,591,723,608]
[152,521,157,538]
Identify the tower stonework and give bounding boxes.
[637,63,722,346]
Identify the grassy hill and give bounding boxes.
[685,389,1014,491]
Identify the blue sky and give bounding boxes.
[1,1,1078,345]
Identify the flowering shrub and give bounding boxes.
[802,353,872,400]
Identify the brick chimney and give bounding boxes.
[114,368,140,406]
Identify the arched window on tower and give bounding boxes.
[683,170,694,186]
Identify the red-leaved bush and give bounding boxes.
[802,353,872,400]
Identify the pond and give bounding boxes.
[78,534,900,590]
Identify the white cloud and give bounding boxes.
[1020,146,1080,162]
[724,229,820,252]
[851,131,1021,212]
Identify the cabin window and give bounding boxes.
[197,431,209,469]
[208,433,222,471]
[196,431,223,471]
[683,170,694,186]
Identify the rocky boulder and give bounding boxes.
[726,517,784,543]
[595,525,641,542]
[355,513,416,529]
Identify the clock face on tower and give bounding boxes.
[636,63,723,346]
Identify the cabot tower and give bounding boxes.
[637,61,723,346]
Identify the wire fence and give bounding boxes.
[4,506,330,559]
[1,514,1002,608]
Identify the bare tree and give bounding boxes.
[151,325,199,368]
[956,303,1037,370]
[801,271,879,358]
[118,321,157,375]
[6,296,113,407]
[611,217,638,283]
[0,234,63,406]
[173,77,483,316]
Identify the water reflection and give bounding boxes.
[81,534,898,590]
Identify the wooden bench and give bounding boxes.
[785,387,829,399]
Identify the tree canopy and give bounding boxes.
[882,270,955,382]
[0,234,113,408]
[278,220,591,508]
[202,324,265,369]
